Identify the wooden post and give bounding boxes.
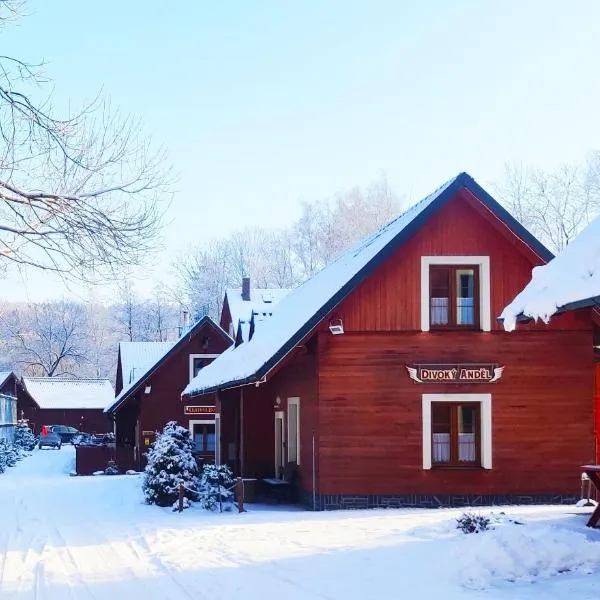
[235,477,245,513]
[178,482,184,513]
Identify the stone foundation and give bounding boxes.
[299,490,579,511]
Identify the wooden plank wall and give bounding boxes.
[337,192,584,332]
[317,330,594,496]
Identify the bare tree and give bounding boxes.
[114,281,139,342]
[176,175,404,315]
[175,240,232,320]
[496,160,600,252]
[0,1,169,282]
[1,300,89,376]
[84,299,118,379]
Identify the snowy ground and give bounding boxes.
[1,448,600,599]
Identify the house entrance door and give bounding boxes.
[274,411,285,478]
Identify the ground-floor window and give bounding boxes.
[432,402,480,466]
[422,393,492,470]
[191,422,216,453]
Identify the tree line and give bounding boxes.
[3,156,600,381]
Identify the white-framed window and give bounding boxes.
[189,354,220,382]
[422,393,492,470]
[188,419,216,454]
[287,397,300,465]
[420,256,491,332]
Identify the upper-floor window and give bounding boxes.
[429,265,479,328]
[420,257,491,332]
[189,354,220,382]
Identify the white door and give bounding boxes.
[274,411,285,478]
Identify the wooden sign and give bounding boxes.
[184,405,216,415]
[406,364,504,384]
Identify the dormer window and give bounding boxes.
[421,257,491,332]
[429,266,479,328]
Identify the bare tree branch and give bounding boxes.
[0,1,172,281]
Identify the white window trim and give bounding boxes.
[214,413,221,465]
[420,256,491,332]
[422,393,492,470]
[287,397,300,465]
[188,418,216,453]
[189,354,220,382]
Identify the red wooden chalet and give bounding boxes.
[106,315,232,470]
[183,172,597,510]
[20,377,114,434]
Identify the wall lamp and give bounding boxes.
[328,318,345,335]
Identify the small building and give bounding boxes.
[105,316,233,470]
[183,172,597,510]
[0,372,19,442]
[19,377,114,434]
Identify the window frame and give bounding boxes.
[430,401,481,467]
[420,256,491,332]
[188,419,216,454]
[429,264,480,330]
[189,354,220,382]
[422,393,492,470]
[287,397,300,465]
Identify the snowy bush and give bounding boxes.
[457,521,600,589]
[457,512,492,534]
[13,424,36,451]
[142,421,199,507]
[105,460,119,475]
[198,464,235,511]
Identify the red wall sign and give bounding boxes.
[406,364,505,384]
[184,405,216,415]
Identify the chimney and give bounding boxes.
[179,310,190,336]
[242,276,251,301]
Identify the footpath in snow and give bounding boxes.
[1,447,600,599]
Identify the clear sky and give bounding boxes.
[3,0,600,302]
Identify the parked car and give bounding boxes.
[48,425,79,444]
[38,430,62,449]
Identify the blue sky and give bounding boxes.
[3,0,600,301]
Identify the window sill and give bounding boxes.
[430,465,484,471]
[429,327,481,332]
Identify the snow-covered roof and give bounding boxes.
[501,215,600,331]
[119,341,175,390]
[23,378,115,410]
[107,316,232,413]
[184,172,551,397]
[225,287,290,331]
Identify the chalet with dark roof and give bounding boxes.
[183,172,597,510]
[105,315,233,470]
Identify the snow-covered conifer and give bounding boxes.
[142,421,199,507]
[199,464,235,511]
[13,425,36,452]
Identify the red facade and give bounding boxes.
[200,186,597,509]
[16,386,112,435]
[110,318,232,470]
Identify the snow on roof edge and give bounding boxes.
[183,173,471,397]
[500,214,600,331]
